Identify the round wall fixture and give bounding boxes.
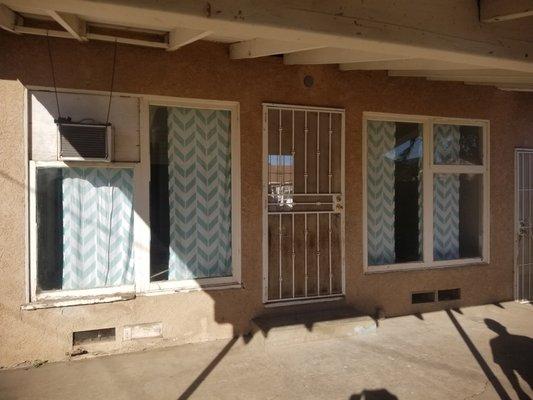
[303,75,314,87]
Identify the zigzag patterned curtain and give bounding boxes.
[433,125,460,260]
[367,121,396,265]
[62,168,135,290]
[167,107,232,280]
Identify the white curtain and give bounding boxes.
[367,121,396,265]
[167,107,232,280]
[62,168,135,290]
[433,125,461,260]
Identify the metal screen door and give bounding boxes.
[262,104,345,304]
[515,149,533,302]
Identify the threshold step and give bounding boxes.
[249,307,376,348]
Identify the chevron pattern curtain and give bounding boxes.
[367,121,396,265]
[167,107,232,280]
[62,168,135,290]
[433,125,460,260]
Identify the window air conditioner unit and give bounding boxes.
[57,122,113,162]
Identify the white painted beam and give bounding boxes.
[230,38,320,59]
[14,25,169,49]
[0,3,16,33]
[427,75,533,84]
[47,10,87,41]
[285,48,405,65]
[388,69,533,85]
[480,0,533,22]
[495,84,533,91]
[2,0,533,72]
[340,59,484,71]
[167,27,210,51]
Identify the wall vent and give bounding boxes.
[438,288,461,301]
[73,327,116,345]
[411,291,436,304]
[58,123,113,161]
[123,322,163,341]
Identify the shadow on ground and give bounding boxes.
[350,389,398,399]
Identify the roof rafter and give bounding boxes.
[230,38,321,59]
[47,10,87,41]
[167,27,211,51]
[480,0,533,22]
[0,3,17,33]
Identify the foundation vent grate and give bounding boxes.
[73,327,116,345]
[437,288,461,301]
[411,291,436,304]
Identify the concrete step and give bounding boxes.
[249,306,376,348]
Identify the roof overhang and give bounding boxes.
[1,0,532,91]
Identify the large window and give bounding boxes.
[149,105,238,287]
[29,96,241,302]
[363,114,489,272]
[143,100,241,293]
[31,164,135,297]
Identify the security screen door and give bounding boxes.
[516,149,533,302]
[263,104,345,303]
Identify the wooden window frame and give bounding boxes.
[362,112,490,273]
[26,87,242,304]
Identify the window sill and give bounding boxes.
[21,293,136,310]
[142,281,244,296]
[364,259,489,274]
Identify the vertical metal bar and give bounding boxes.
[317,212,320,295]
[317,112,320,194]
[304,215,308,296]
[316,113,320,295]
[291,110,295,298]
[278,109,283,299]
[304,111,308,194]
[304,111,308,296]
[292,213,295,298]
[519,154,526,300]
[279,214,282,299]
[328,113,332,294]
[526,152,533,300]
[328,113,332,193]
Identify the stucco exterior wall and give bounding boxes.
[0,32,532,367]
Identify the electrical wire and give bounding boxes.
[106,38,118,125]
[46,31,62,121]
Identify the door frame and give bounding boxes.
[514,147,533,302]
[261,103,346,305]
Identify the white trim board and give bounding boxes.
[26,88,242,303]
[261,103,346,305]
[362,112,490,274]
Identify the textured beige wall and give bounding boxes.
[0,32,532,367]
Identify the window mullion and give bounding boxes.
[423,120,434,266]
[133,98,151,293]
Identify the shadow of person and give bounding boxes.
[485,319,533,400]
[350,389,398,400]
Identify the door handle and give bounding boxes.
[518,220,528,238]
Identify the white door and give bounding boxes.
[262,104,345,304]
[515,148,533,302]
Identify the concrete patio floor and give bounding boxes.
[0,302,531,400]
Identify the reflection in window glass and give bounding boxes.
[268,154,294,208]
[433,124,482,165]
[433,174,482,261]
[366,120,423,266]
[36,167,135,291]
[149,106,232,282]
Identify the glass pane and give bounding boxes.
[433,173,483,261]
[149,106,232,281]
[36,167,135,291]
[433,124,482,165]
[366,120,423,266]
